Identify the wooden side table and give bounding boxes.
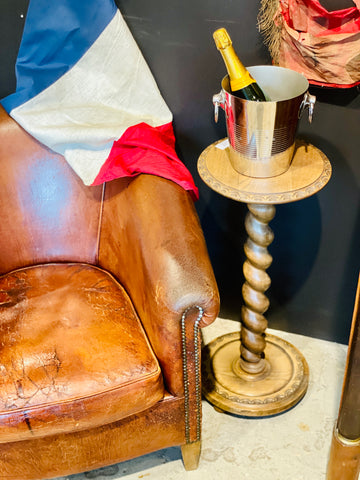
[198,139,332,417]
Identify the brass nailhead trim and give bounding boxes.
[181,306,204,443]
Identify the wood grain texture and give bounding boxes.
[240,204,275,374]
[327,428,360,480]
[198,139,331,204]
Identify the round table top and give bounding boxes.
[197,139,332,204]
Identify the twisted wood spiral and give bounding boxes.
[240,204,276,374]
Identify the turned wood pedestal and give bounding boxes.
[198,139,332,417]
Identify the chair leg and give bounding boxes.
[326,427,360,480]
[181,441,201,471]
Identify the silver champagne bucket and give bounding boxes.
[213,65,316,178]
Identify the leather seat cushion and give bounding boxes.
[0,263,164,442]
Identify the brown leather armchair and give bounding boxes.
[0,106,220,479]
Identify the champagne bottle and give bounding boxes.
[213,28,267,101]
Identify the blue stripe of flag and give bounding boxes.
[1,0,117,112]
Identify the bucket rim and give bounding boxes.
[221,65,309,103]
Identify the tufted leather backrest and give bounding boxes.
[0,106,104,274]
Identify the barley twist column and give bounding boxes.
[199,140,331,416]
[239,203,275,375]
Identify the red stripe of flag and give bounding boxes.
[92,122,199,201]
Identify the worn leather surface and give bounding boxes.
[99,174,220,395]
[0,106,220,478]
[0,106,103,274]
[0,395,185,480]
[0,263,164,442]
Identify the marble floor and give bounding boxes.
[61,317,351,480]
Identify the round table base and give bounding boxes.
[202,331,309,417]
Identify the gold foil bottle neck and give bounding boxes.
[213,28,232,50]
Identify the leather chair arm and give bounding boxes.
[98,174,220,395]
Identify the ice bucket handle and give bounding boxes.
[213,90,226,123]
[299,92,316,124]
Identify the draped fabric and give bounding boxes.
[1,0,199,199]
[259,0,360,88]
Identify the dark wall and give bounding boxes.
[117,0,360,345]
[1,0,359,344]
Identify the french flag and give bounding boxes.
[1,0,198,200]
